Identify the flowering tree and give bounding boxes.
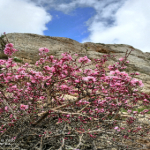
[0,33,150,149]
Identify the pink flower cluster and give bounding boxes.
[39,47,49,53]
[20,104,29,110]
[78,56,91,64]
[82,76,96,82]
[4,43,18,56]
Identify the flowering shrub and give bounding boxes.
[0,34,150,149]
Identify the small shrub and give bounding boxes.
[13,57,23,63]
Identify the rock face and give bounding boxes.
[1,33,150,95]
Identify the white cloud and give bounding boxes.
[1,0,150,52]
[0,0,52,35]
[32,0,101,14]
[55,0,103,14]
[82,0,150,52]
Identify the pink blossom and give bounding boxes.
[123,135,129,139]
[60,85,69,90]
[61,53,72,60]
[82,76,96,82]
[11,85,17,89]
[99,108,104,113]
[135,72,140,75]
[15,75,21,80]
[17,67,26,72]
[66,115,70,118]
[5,106,8,112]
[121,66,127,69]
[108,65,114,70]
[119,57,124,61]
[30,77,36,83]
[143,99,149,103]
[6,43,13,47]
[131,78,139,86]
[115,70,120,74]
[78,56,91,64]
[4,43,18,56]
[120,71,128,76]
[39,58,46,63]
[40,96,45,100]
[35,61,39,66]
[142,109,149,113]
[49,55,54,59]
[0,60,6,65]
[115,82,122,86]
[109,71,115,75]
[20,104,29,110]
[9,114,13,118]
[114,126,119,130]
[39,47,49,53]
[138,80,144,87]
[50,67,55,72]
[114,126,121,131]
[133,111,138,114]
[75,79,80,83]
[44,66,51,71]
[84,69,92,74]
[127,109,132,113]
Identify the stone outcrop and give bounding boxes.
[1,33,150,95]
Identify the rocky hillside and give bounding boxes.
[1,33,150,95]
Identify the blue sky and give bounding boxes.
[44,7,95,42]
[1,0,150,52]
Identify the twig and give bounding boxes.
[92,141,97,150]
[77,103,91,113]
[58,138,65,150]
[31,95,93,127]
[73,134,83,150]
[39,136,43,150]
[58,125,66,150]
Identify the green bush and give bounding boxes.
[13,57,23,63]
